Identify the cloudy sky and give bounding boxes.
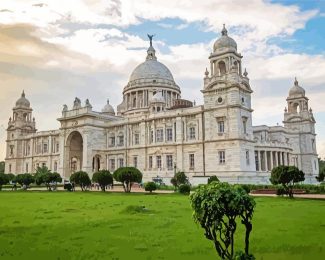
[0,0,324,160]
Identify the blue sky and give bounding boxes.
[0,0,324,159]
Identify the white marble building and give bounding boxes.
[4,26,319,184]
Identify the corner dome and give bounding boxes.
[101,99,115,115]
[289,78,305,97]
[15,91,30,108]
[150,91,165,103]
[213,24,237,52]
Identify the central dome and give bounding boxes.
[129,59,174,82]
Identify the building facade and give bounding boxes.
[4,26,319,184]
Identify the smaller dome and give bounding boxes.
[150,91,165,103]
[15,90,30,108]
[213,24,237,52]
[289,78,305,97]
[102,99,115,115]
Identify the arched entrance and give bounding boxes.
[65,131,83,177]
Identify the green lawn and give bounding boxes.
[0,192,324,259]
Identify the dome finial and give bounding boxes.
[294,77,298,86]
[147,34,155,47]
[22,90,25,98]
[221,24,228,36]
[107,99,110,104]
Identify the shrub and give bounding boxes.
[113,167,142,193]
[234,251,255,260]
[276,186,286,196]
[179,184,191,195]
[144,182,157,193]
[170,171,188,189]
[207,175,219,184]
[64,183,73,191]
[0,173,9,190]
[14,173,34,189]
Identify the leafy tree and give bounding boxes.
[0,161,5,173]
[6,173,15,183]
[316,168,325,182]
[190,182,255,259]
[92,170,113,191]
[144,181,157,193]
[34,166,62,191]
[170,171,188,189]
[207,175,220,184]
[14,173,34,189]
[270,165,305,198]
[113,167,142,193]
[70,171,91,191]
[0,173,9,190]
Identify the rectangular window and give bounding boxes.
[156,129,164,142]
[110,159,115,171]
[43,143,48,153]
[189,127,196,140]
[218,151,225,164]
[118,158,124,168]
[150,130,154,143]
[246,150,250,165]
[189,154,195,169]
[26,163,29,173]
[110,137,115,146]
[27,145,31,155]
[148,156,153,169]
[54,162,58,172]
[56,143,59,153]
[156,155,162,169]
[118,136,124,146]
[242,117,247,134]
[166,155,173,170]
[218,121,225,133]
[134,133,139,145]
[166,128,173,141]
[9,164,12,173]
[133,156,138,168]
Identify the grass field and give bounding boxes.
[0,192,324,260]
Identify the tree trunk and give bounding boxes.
[244,221,252,255]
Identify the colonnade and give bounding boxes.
[255,150,291,172]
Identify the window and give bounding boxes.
[218,151,225,164]
[156,155,162,169]
[255,151,259,171]
[246,150,250,165]
[54,162,58,172]
[166,128,173,141]
[148,156,153,169]
[42,163,46,167]
[218,121,224,133]
[43,143,48,153]
[26,163,29,173]
[27,145,30,155]
[189,127,196,140]
[133,156,138,168]
[134,133,139,145]
[110,159,115,171]
[156,129,164,142]
[189,154,195,169]
[150,130,154,143]
[56,143,59,153]
[118,158,124,168]
[242,117,247,134]
[118,135,124,146]
[10,145,14,156]
[110,137,115,146]
[166,155,173,170]
[9,164,11,173]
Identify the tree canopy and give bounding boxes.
[170,171,188,189]
[0,173,9,190]
[92,170,113,191]
[70,171,91,191]
[190,182,256,259]
[0,161,5,174]
[34,166,62,191]
[14,173,34,189]
[113,167,142,193]
[270,165,305,197]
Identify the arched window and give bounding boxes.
[133,98,136,108]
[218,61,226,75]
[292,103,300,113]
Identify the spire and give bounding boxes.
[146,33,157,60]
[107,99,110,104]
[204,68,209,77]
[221,24,228,36]
[294,77,298,86]
[22,90,25,98]
[243,68,248,77]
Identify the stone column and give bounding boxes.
[270,151,273,170]
[275,151,278,167]
[257,150,261,172]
